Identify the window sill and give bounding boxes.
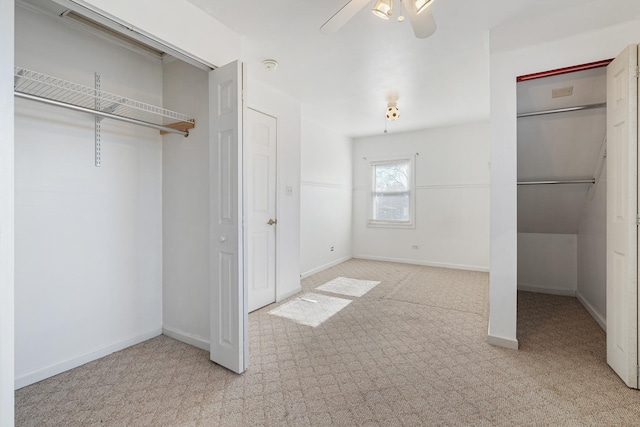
[367,221,415,229]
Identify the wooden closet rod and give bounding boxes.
[517,103,606,118]
[15,91,190,137]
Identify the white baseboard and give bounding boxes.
[487,333,519,350]
[352,254,489,273]
[300,256,353,279]
[576,291,606,331]
[517,285,576,297]
[15,328,162,390]
[277,286,303,302]
[162,326,209,351]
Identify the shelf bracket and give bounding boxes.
[95,73,101,167]
[14,69,24,89]
[159,120,195,136]
[96,98,125,123]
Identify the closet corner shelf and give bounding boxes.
[14,67,195,137]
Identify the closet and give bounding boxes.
[516,63,608,329]
[14,0,216,387]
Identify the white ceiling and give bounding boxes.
[186,0,629,137]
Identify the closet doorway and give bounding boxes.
[516,45,640,389]
[13,0,252,383]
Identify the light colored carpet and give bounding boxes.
[385,265,489,315]
[315,276,380,297]
[15,259,640,426]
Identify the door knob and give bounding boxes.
[267,218,277,225]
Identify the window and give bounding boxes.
[369,157,415,228]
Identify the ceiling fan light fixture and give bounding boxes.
[372,0,393,20]
[320,0,438,39]
[413,0,434,15]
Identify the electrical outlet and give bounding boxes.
[412,245,419,250]
[330,247,335,251]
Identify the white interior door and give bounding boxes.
[245,108,277,312]
[209,61,247,374]
[606,44,638,388]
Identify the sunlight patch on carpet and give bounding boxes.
[268,293,351,327]
[315,277,380,297]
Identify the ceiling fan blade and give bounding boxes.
[401,0,437,39]
[320,0,372,35]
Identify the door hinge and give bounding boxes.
[635,66,639,79]
[636,214,640,226]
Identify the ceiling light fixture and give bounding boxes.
[372,0,393,19]
[397,0,405,22]
[386,103,400,121]
[322,0,437,39]
[413,0,434,15]
[372,0,434,20]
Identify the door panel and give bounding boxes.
[606,44,638,388]
[209,61,247,374]
[245,109,277,312]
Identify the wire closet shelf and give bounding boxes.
[14,66,195,136]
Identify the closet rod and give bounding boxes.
[517,103,606,118]
[518,179,595,186]
[14,91,189,137]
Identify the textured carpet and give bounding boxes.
[15,259,640,426]
[385,265,489,315]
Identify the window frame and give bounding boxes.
[367,156,416,229]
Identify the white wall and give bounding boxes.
[0,0,14,422]
[63,0,240,67]
[352,122,490,271]
[577,167,607,329]
[517,233,577,295]
[300,117,353,277]
[161,59,211,350]
[489,16,640,348]
[245,77,302,301]
[14,7,163,388]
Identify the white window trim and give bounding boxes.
[368,155,416,229]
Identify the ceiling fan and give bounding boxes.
[320,0,437,39]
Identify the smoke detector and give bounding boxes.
[262,59,279,71]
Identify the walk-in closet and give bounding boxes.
[516,63,608,329]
